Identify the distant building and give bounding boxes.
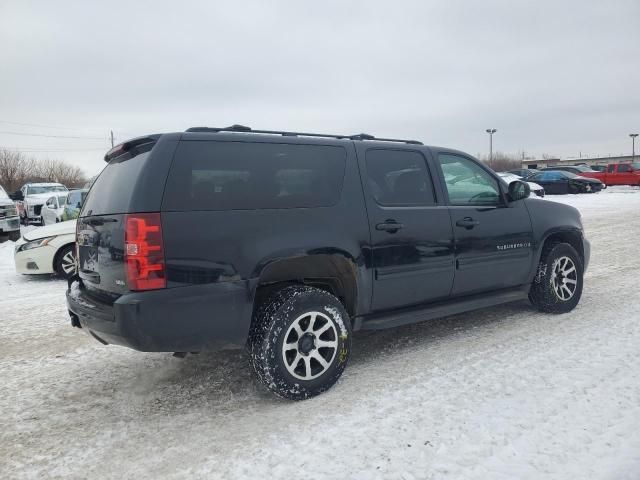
[522,155,638,169]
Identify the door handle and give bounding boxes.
[376,220,404,233]
[456,217,480,229]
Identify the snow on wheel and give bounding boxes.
[248,285,351,400]
[529,242,584,313]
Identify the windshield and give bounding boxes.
[26,185,68,195]
[573,165,594,172]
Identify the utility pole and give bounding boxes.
[110,130,115,148]
[631,133,638,162]
[486,129,497,168]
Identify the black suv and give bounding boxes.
[67,125,590,400]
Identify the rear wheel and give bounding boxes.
[54,244,77,279]
[248,285,352,400]
[529,242,583,313]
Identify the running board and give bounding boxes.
[354,286,529,331]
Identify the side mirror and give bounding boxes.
[508,180,530,201]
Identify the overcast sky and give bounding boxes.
[1,0,639,176]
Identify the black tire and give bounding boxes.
[54,244,77,279]
[529,242,583,314]
[8,230,21,242]
[248,285,352,400]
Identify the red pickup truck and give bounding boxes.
[588,163,640,186]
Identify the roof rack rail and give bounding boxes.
[184,125,423,145]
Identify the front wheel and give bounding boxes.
[55,244,77,279]
[248,285,352,400]
[529,242,583,313]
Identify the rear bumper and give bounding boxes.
[66,278,255,352]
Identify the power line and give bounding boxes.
[0,130,107,140]
[1,146,107,153]
[0,119,92,131]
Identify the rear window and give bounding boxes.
[162,141,346,211]
[81,146,152,216]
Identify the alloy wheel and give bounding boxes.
[281,311,338,380]
[61,249,77,275]
[551,256,578,301]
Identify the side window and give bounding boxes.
[46,197,56,208]
[618,164,631,173]
[365,150,436,206]
[163,141,347,211]
[438,154,501,206]
[608,165,615,173]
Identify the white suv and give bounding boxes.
[15,183,68,225]
[0,185,20,241]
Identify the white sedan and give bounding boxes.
[498,172,546,197]
[14,220,77,279]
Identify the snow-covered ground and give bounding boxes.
[1,189,639,480]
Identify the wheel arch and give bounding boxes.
[52,242,75,273]
[253,252,359,318]
[530,228,584,282]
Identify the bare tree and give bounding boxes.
[0,149,88,192]
[478,151,522,172]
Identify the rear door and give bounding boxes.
[435,152,534,296]
[356,146,455,311]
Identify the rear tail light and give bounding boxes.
[124,213,166,291]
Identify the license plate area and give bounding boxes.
[79,246,99,273]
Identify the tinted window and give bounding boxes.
[618,164,632,172]
[608,165,615,173]
[534,172,564,181]
[163,141,346,211]
[438,154,501,205]
[365,150,435,206]
[81,145,153,216]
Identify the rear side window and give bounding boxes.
[81,145,153,216]
[365,149,436,206]
[618,164,632,173]
[163,141,346,211]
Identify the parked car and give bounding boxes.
[529,170,604,194]
[12,183,69,225]
[66,126,590,400]
[14,219,77,279]
[497,172,545,197]
[61,189,89,221]
[0,185,21,241]
[541,165,602,181]
[588,163,640,187]
[507,168,539,179]
[41,193,70,225]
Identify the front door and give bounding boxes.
[358,146,455,311]
[436,153,534,296]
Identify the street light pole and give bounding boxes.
[631,134,639,162]
[486,129,497,168]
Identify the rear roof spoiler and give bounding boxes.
[104,135,161,162]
